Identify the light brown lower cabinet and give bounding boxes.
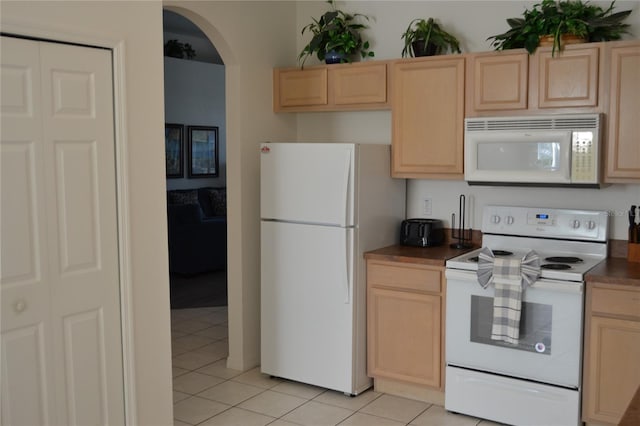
[583,283,640,425]
[366,260,444,399]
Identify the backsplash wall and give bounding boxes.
[407,180,640,241]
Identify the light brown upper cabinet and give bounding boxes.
[603,40,640,182]
[531,44,600,109]
[273,67,327,110]
[273,61,389,112]
[466,50,529,113]
[467,43,602,116]
[391,56,465,179]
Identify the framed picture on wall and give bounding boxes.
[165,123,184,178]
[188,125,219,178]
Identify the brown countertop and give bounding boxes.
[586,257,640,288]
[366,242,640,284]
[364,244,478,267]
[620,384,640,426]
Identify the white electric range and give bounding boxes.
[444,205,609,426]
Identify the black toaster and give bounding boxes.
[400,218,444,247]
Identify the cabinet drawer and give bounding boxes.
[591,287,640,319]
[367,260,441,293]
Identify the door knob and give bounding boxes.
[13,299,27,313]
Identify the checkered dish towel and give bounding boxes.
[477,248,540,344]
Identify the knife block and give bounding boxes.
[628,243,640,263]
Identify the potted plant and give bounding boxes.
[488,0,632,56]
[164,39,196,59]
[298,0,374,68]
[401,18,462,57]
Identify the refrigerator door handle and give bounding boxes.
[340,150,351,228]
[344,230,352,304]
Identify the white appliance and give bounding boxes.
[260,142,405,395]
[464,114,602,187]
[445,205,608,426]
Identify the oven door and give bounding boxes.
[445,269,583,388]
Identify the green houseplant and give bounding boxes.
[164,39,196,59]
[298,0,374,68]
[401,18,462,57]
[488,0,632,56]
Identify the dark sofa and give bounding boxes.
[167,187,226,275]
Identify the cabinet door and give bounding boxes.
[329,62,387,106]
[368,287,441,388]
[391,57,464,178]
[534,46,599,108]
[467,51,528,115]
[583,316,640,424]
[273,67,327,111]
[604,42,640,182]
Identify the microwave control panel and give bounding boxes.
[571,131,597,183]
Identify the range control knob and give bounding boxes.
[587,220,597,230]
[572,219,581,229]
[505,216,515,225]
[492,215,501,224]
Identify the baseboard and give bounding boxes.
[373,377,444,405]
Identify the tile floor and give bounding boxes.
[171,306,503,426]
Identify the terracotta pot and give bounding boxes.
[538,34,587,47]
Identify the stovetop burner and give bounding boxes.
[541,263,572,270]
[545,256,583,263]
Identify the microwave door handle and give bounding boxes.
[561,132,572,182]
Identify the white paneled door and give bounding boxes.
[1,36,125,425]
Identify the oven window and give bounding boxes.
[470,295,552,355]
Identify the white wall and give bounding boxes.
[294,0,640,240]
[164,57,227,189]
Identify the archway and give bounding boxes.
[162,6,244,373]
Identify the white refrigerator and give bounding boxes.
[260,142,405,395]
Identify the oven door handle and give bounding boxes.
[445,269,583,294]
[530,279,583,294]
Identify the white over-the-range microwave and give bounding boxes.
[464,113,602,188]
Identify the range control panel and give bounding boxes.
[482,205,608,242]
